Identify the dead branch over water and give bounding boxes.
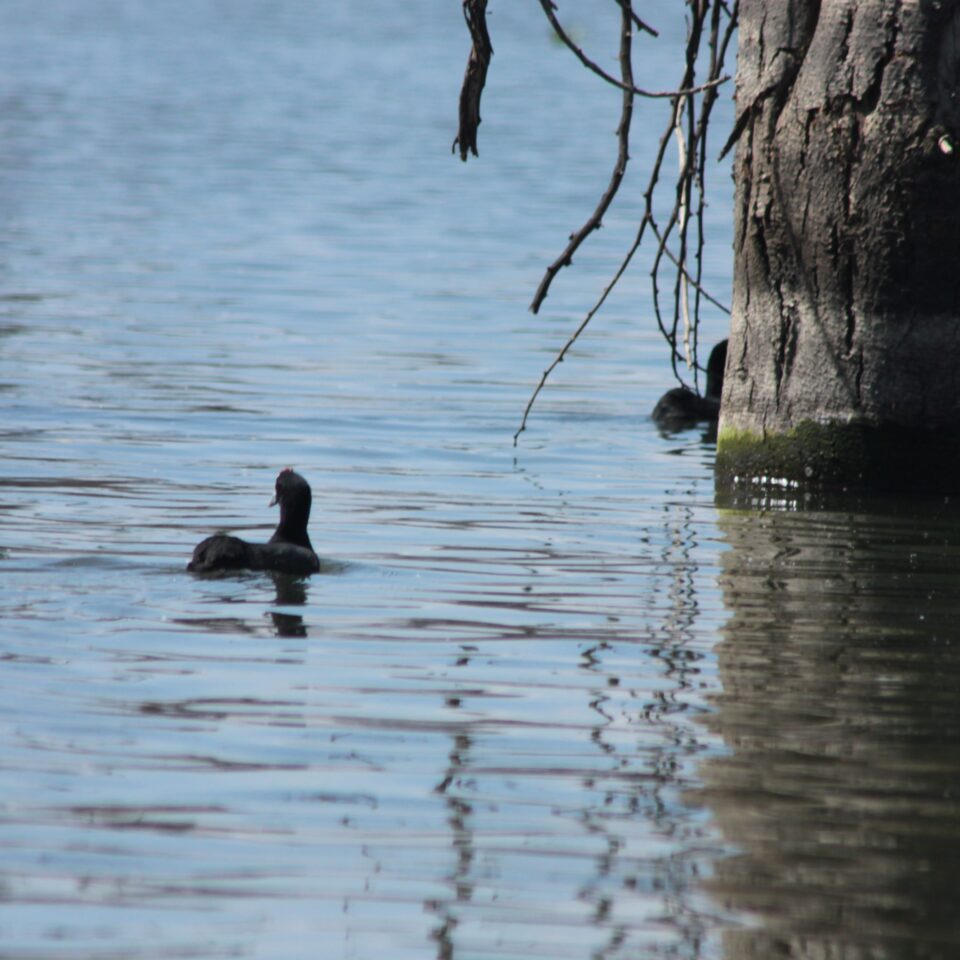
[454,1,738,444]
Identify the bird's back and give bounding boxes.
[187,534,256,572]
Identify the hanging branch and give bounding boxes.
[650,0,738,389]
[529,0,635,315]
[514,90,673,445]
[453,0,493,162]
[652,1,705,386]
[690,0,732,388]
[513,0,738,442]
[514,1,636,444]
[530,2,729,314]
[536,0,730,102]
[453,1,739,442]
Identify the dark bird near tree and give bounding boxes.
[652,340,727,427]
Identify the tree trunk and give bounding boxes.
[717,0,960,492]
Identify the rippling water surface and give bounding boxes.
[4,3,960,959]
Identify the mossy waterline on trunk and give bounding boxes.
[716,419,960,494]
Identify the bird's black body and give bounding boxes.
[188,469,320,576]
[652,340,728,427]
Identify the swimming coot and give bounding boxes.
[651,339,728,426]
[187,468,320,576]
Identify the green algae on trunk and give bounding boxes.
[716,420,960,493]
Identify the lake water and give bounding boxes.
[3,3,960,958]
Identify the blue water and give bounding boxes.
[4,3,960,959]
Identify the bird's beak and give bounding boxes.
[269,493,278,507]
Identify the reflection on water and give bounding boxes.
[0,463,732,958]
[695,495,960,958]
[180,570,314,637]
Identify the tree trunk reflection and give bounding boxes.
[697,497,960,958]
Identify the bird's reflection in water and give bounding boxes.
[268,573,309,638]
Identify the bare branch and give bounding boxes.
[636,76,730,99]
[513,221,650,446]
[529,1,635,314]
[453,0,493,162]
[649,224,731,317]
[624,6,658,38]
[538,0,726,100]
[649,0,739,388]
[508,0,740,441]
[515,2,638,443]
[529,2,730,314]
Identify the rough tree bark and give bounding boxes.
[717,0,960,492]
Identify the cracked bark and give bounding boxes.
[718,0,960,491]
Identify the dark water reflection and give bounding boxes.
[696,494,960,959]
[183,570,318,638]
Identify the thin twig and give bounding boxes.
[650,0,720,386]
[514,2,636,443]
[649,223,731,316]
[510,0,739,440]
[543,0,657,38]
[530,0,635,314]
[689,0,725,389]
[671,3,703,381]
[625,7,658,37]
[537,0,726,100]
[673,95,692,371]
[529,0,729,314]
[513,220,651,446]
